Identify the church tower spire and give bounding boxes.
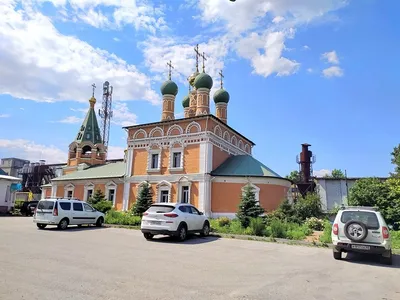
[214,70,230,123]
[160,60,178,121]
[194,50,213,116]
[66,85,106,170]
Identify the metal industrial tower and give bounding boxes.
[98,81,113,155]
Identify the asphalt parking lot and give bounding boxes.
[0,217,399,300]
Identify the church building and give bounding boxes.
[42,47,291,218]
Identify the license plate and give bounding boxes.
[351,245,370,250]
[149,221,161,225]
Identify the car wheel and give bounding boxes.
[58,218,69,230]
[37,224,47,229]
[200,221,210,237]
[381,251,393,265]
[143,233,154,240]
[333,251,342,260]
[96,217,104,227]
[344,220,368,242]
[177,224,187,242]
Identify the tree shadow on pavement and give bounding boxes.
[343,252,400,269]
[150,234,220,245]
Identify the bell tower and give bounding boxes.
[66,85,106,172]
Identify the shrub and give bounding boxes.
[305,217,325,231]
[248,218,266,236]
[105,210,141,226]
[93,200,113,214]
[237,184,264,227]
[88,189,106,205]
[319,220,333,244]
[217,217,231,227]
[293,192,323,222]
[269,219,287,238]
[132,182,153,217]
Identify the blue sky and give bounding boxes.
[0,0,399,178]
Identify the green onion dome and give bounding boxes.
[160,80,178,96]
[182,94,190,108]
[213,88,230,103]
[194,72,213,90]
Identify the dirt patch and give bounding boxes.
[305,231,323,243]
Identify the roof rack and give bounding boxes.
[340,205,378,211]
[43,196,82,201]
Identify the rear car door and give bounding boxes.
[71,202,85,224]
[188,206,204,231]
[36,200,55,222]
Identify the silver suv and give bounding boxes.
[331,206,392,265]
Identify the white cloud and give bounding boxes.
[111,102,138,127]
[0,2,160,104]
[314,169,332,177]
[272,16,285,24]
[307,68,313,73]
[0,139,67,163]
[33,0,167,33]
[107,145,125,160]
[0,114,10,118]
[321,50,339,64]
[237,31,300,77]
[322,66,343,78]
[303,45,310,50]
[113,37,120,42]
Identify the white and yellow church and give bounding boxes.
[42,51,291,218]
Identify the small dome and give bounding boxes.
[160,80,178,96]
[188,71,200,87]
[182,95,190,108]
[194,73,213,90]
[213,88,230,103]
[89,96,96,104]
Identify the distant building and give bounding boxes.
[0,174,22,213]
[315,177,388,211]
[0,158,30,178]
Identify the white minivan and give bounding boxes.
[33,198,105,230]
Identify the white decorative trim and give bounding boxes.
[244,144,250,154]
[127,173,206,183]
[133,129,147,139]
[64,183,75,198]
[147,149,161,172]
[149,127,164,138]
[185,121,201,134]
[122,181,130,211]
[223,131,230,142]
[156,180,172,203]
[211,213,236,219]
[241,183,260,204]
[231,135,237,146]
[167,124,184,136]
[51,184,57,197]
[177,176,192,204]
[83,182,95,201]
[169,147,184,171]
[213,176,291,187]
[105,181,118,207]
[214,125,222,137]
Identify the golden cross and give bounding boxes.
[194,44,201,72]
[200,51,207,72]
[167,60,174,80]
[91,83,96,97]
[218,70,224,89]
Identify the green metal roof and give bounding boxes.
[211,155,282,178]
[52,162,125,181]
[41,183,52,187]
[75,106,103,145]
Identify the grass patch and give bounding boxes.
[391,231,400,249]
[319,221,332,244]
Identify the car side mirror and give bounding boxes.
[199,212,204,215]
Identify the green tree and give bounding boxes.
[324,169,346,179]
[237,184,264,228]
[286,170,301,183]
[88,189,105,205]
[132,182,153,217]
[390,144,400,176]
[382,178,400,227]
[88,189,112,213]
[348,177,389,208]
[293,192,323,221]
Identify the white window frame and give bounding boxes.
[156,180,172,203]
[169,147,184,171]
[105,181,118,207]
[64,183,75,199]
[177,176,192,204]
[83,182,95,201]
[147,149,161,172]
[241,183,260,205]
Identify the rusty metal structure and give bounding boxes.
[19,160,58,194]
[296,143,316,197]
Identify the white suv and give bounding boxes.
[331,206,392,265]
[141,203,210,241]
[33,198,105,230]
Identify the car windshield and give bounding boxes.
[341,211,380,230]
[147,205,174,213]
[37,201,55,210]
